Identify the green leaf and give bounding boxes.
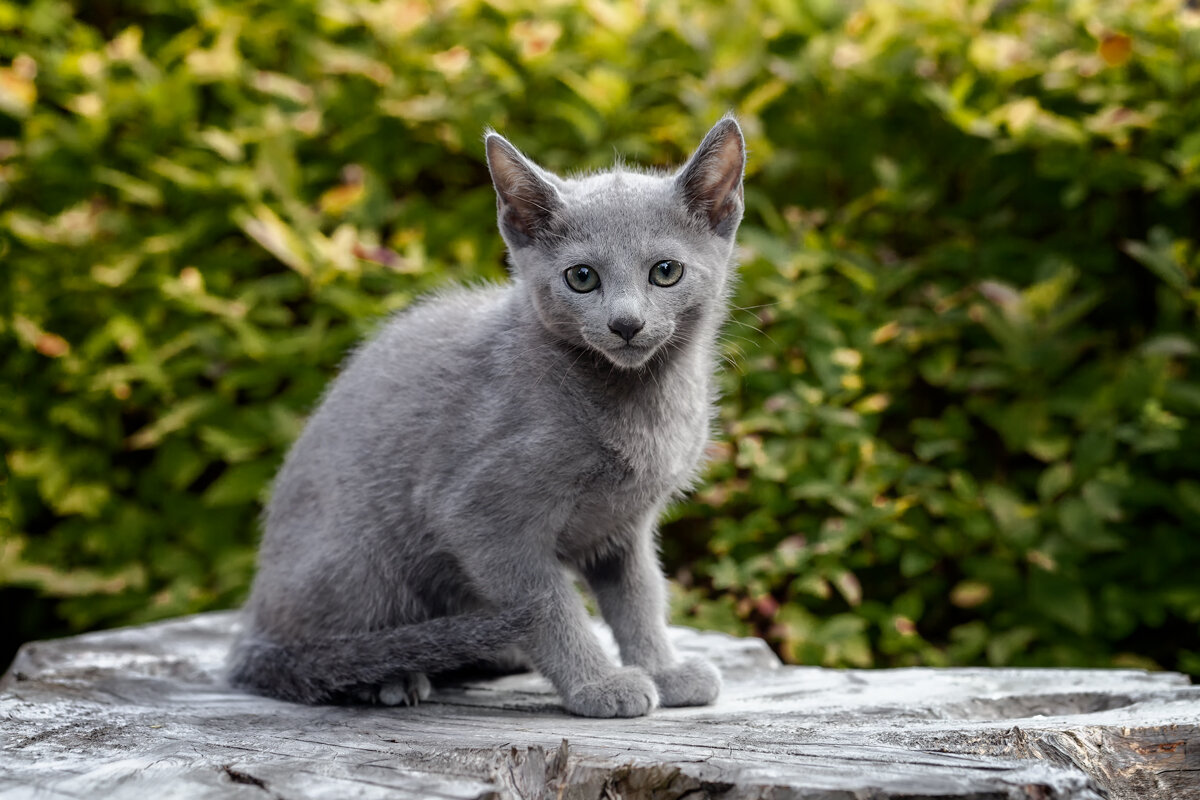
[1081,481,1123,522]
[202,460,276,507]
[126,397,219,450]
[1121,236,1189,292]
[1037,462,1074,501]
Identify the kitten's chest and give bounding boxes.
[553,362,712,563]
[594,371,710,496]
[557,392,707,564]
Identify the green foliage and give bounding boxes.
[2,0,1198,674]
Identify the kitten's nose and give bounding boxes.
[608,317,644,343]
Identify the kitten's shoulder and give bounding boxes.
[368,281,511,350]
[389,281,511,329]
[336,282,512,383]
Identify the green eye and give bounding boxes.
[649,259,684,287]
[564,264,600,293]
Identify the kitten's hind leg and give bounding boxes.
[488,644,534,674]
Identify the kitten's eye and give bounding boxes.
[564,264,600,293]
[649,259,684,287]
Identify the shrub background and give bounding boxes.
[2,0,1198,674]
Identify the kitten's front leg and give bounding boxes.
[584,530,722,708]
[459,543,658,718]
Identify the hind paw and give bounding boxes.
[354,672,431,706]
[379,672,432,706]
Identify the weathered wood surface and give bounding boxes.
[1,612,1197,799]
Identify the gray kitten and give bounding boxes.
[227,117,745,717]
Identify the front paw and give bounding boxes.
[652,657,721,707]
[562,667,658,718]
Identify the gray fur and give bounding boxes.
[227,117,746,717]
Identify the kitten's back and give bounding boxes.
[248,284,520,634]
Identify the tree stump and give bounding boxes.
[2,612,1197,799]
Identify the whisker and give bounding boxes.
[725,317,777,345]
[717,331,760,351]
[729,301,780,313]
[556,346,590,390]
[498,341,556,371]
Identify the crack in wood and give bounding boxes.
[223,764,269,789]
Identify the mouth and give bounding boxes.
[600,341,657,369]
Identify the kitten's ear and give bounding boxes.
[485,133,562,248]
[675,116,745,239]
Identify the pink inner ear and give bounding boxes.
[486,135,559,243]
[487,138,533,203]
[682,124,745,229]
[705,143,744,222]
[708,135,744,191]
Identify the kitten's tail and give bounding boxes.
[226,607,532,704]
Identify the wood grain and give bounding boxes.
[2,612,1197,799]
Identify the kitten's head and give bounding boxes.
[486,118,745,370]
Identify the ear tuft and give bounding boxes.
[485,134,561,248]
[675,116,746,238]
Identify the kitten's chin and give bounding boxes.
[599,342,659,370]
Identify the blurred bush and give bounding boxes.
[1,0,1197,674]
